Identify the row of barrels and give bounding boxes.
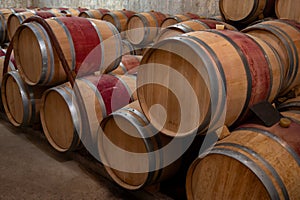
[186,99,300,199]
[0,7,90,44]
[2,0,300,45]
[219,0,300,28]
[95,19,300,198]
[1,7,300,200]
[137,19,300,137]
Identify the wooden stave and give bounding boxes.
[13,17,122,86]
[60,8,88,17]
[157,19,238,42]
[243,19,300,95]
[137,30,276,137]
[219,0,275,25]
[0,8,30,44]
[102,10,136,33]
[40,74,136,152]
[186,114,300,200]
[126,11,168,47]
[99,100,181,190]
[78,8,110,19]
[275,0,300,23]
[7,11,61,40]
[1,71,44,127]
[161,14,191,29]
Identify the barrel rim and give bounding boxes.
[40,85,80,152]
[137,36,222,137]
[99,107,157,190]
[13,22,49,85]
[1,71,31,127]
[219,0,258,22]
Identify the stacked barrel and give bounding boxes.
[0,2,300,200]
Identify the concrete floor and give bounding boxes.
[0,114,153,200]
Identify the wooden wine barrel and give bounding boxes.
[157,19,237,42]
[219,0,276,25]
[78,8,110,19]
[1,71,46,127]
[0,8,24,44]
[13,17,122,86]
[40,74,137,152]
[275,0,300,23]
[137,30,282,137]
[126,11,168,46]
[99,100,181,190]
[60,8,88,16]
[110,55,141,76]
[161,13,202,29]
[102,9,136,33]
[186,112,300,200]
[243,19,300,95]
[7,11,62,40]
[0,8,27,42]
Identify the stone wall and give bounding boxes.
[0,0,33,8]
[31,0,220,17]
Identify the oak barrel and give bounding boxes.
[137,30,282,137]
[243,19,300,95]
[275,0,300,23]
[0,8,27,44]
[7,11,62,40]
[161,13,202,28]
[13,17,122,86]
[186,112,300,200]
[78,8,110,19]
[219,0,275,25]
[157,19,237,42]
[110,55,141,75]
[60,8,88,16]
[98,100,181,190]
[102,9,136,33]
[1,71,45,127]
[40,74,137,152]
[126,11,168,46]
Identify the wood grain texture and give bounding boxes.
[219,0,275,24]
[1,71,45,127]
[40,74,136,152]
[126,11,168,46]
[102,10,136,33]
[157,19,237,42]
[187,116,300,199]
[243,19,300,95]
[13,17,122,86]
[275,0,300,23]
[99,101,181,190]
[78,8,109,19]
[7,11,61,40]
[138,30,277,136]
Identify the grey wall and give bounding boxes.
[2,0,220,17]
[0,0,33,8]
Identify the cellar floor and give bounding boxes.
[0,114,140,200]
